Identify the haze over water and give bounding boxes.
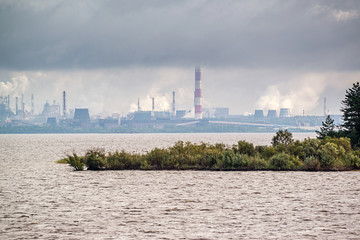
[1,133,360,239]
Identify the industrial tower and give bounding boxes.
[194,67,202,119]
[63,91,66,117]
[31,94,34,115]
[172,91,176,117]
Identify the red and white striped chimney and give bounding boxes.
[194,67,202,119]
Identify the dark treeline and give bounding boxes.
[60,130,360,171]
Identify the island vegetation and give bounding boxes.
[59,82,360,172]
[59,130,360,171]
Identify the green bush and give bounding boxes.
[232,154,249,169]
[247,155,267,170]
[218,150,234,169]
[302,138,322,159]
[324,137,352,152]
[343,152,360,169]
[236,140,255,156]
[198,150,220,169]
[255,145,266,156]
[56,158,69,164]
[146,148,169,169]
[269,153,294,170]
[288,140,304,160]
[317,142,338,169]
[107,150,141,170]
[85,148,107,170]
[263,146,276,159]
[303,156,320,171]
[68,153,85,171]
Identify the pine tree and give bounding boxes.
[341,82,360,147]
[316,115,335,139]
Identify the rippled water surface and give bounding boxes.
[1,133,360,239]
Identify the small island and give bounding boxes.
[59,83,360,172]
[59,130,360,171]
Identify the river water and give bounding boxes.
[1,133,359,239]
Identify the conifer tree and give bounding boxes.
[316,115,335,139]
[341,82,360,147]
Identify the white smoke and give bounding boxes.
[129,94,171,112]
[0,75,29,96]
[255,73,327,115]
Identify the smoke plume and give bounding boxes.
[0,75,29,96]
[255,74,327,115]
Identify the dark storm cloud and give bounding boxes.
[0,0,359,70]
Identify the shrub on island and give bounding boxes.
[60,133,360,171]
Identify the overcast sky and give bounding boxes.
[1,0,359,116]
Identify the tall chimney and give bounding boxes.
[21,93,25,112]
[63,91,66,117]
[31,94,34,115]
[15,97,18,115]
[7,95,10,110]
[152,97,155,112]
[172,91,176,117]
[194,67,202,119]
[137,98,141,112]
[324,97,327,116]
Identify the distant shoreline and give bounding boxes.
[0,126,316,134]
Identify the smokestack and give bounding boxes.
[16,97,18,115]
[137,98,141,112]
[194,67,202,119]
[31,94,34,115]
[7,95,10,110]
[172,91,176,117]
[324,97,327,116]
[63,91,66,117]
[21,93,24,112]
[152,97,155,112]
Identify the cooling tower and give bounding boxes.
[279,108,290,118]
[73,108,90,123]
[254,110,264,118]
[267,110,277,118]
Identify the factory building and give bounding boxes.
[203,108,229,119]
[176,110,186,118]
[42,101,61,119]
[46,117,57,127]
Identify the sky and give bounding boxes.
[0,0,359,116]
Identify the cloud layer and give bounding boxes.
[0,1,359,116]
[0,0,359,70]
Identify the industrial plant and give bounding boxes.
[0,67,339,133]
